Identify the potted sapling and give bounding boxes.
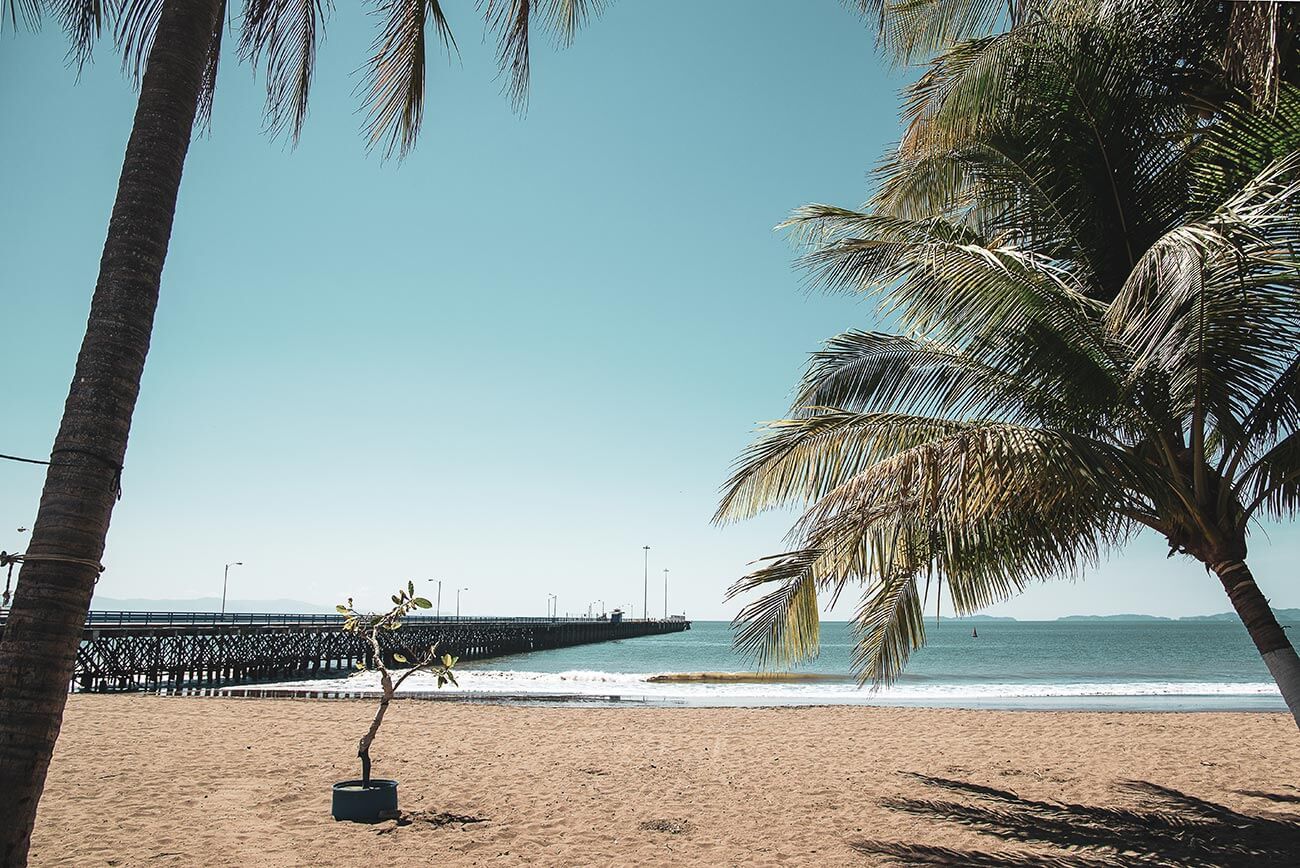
[331,582,458,823]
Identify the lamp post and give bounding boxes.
[547,593,557,620]
[2,527,29,608]
[663,568,669,619]
[456,587,468,620]
[642,545,649,622]
[428,579,442,619]
[598,599,605,618]
[221,561,243,618]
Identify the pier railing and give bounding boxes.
[0,610,673,628]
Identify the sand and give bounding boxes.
[29,696,1300,866]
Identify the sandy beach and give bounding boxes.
[28,696,1300,866]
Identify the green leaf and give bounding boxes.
[391,594,401,605]
[412,597,432,608]
[408,580,415,596]
[335,604,348,614]
[446,671,458,687]
[436,674,446,687]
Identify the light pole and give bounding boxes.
[221,561,243,617]
[642,545,649,622]
[598,599,605,618]
[663,568,669,619]
[456,587,468,620]
[3,527,29,608]
[548,593,557,620]
[428,579,442,619]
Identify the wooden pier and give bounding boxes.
[0,610,691,692]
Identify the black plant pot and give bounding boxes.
[332,779,399,823]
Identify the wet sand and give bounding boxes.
[30,695,1300,865]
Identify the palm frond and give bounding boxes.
[1236,429,1300,525]
[51,0,110,68]
[2,0,41,30]
[196,0,227,131]
[484,0,605,112]
[726,550,823,669]
[360,0,456,159]
[239,0,331,142]
[715,410,968,523]
[113,0,162,87]
[1221,0,1291,109]
[850,566,925,686]
[1191,86,1300,213]
[795,330,1037,421]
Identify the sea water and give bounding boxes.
[246,620,1287,711]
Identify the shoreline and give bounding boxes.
[33,695,1300,865]
[198,685,1288,713]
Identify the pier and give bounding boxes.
[0,610,691,692]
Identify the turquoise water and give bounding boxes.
[258,619,1288,711]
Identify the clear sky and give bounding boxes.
[1,1,1296,620]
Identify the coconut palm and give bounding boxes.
[718,11,1300,726]
[852,0,1297,107]
[0,2,603,862]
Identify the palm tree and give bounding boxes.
[852,0,1297,107]
[0,2,603,862]
[718,10,1300,726]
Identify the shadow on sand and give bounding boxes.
[854,773,1300,867]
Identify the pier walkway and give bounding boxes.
[0,610,691,692]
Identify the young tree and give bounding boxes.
[338,583,457,788]
[0,2,604,863]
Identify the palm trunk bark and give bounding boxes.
[1210,558,1300,728]
[0,1,221,863]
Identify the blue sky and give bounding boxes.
[2,1,1296,620]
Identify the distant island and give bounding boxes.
[1061,609,1300,623]
[1057,614,1171,622]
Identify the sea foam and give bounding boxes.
[235,667,1283,708]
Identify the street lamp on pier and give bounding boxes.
[642,545,650,623]
[663,568,669,620]
[221,561,243,617]
[428,579,442,618]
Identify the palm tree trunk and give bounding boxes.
[1210,558,1300,728]
[0,1,221,863]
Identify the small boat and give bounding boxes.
[972,627,978,638]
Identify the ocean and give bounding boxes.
[247,619,1287,711]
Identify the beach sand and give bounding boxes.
[30,695,1300,866]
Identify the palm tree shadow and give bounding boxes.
[854,772,1300,866]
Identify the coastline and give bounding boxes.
[33,695,1300,866]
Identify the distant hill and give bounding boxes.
[90,596,333,614]
[1181,608,1300,624]
[1057,614,1172,622]
[938,608,1300,623]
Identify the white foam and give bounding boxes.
[235,668,1284,706]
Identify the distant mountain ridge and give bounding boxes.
[1057,613,1170,622]
[90,596,334,614]
[1043,608,1300,623]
